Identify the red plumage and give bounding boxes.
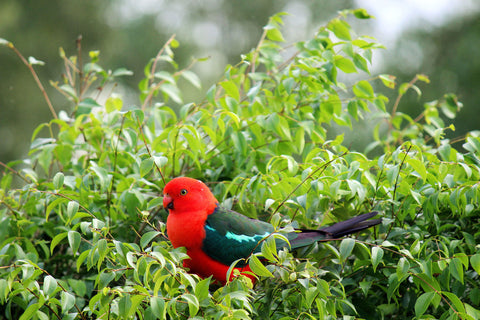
[163,177,254,284]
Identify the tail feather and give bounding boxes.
[320,211,381,238]
[287,211,381,249]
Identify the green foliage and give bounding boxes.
[1,9,480,319]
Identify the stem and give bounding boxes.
[7,42,58,119]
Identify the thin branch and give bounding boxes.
[6,41,58,119]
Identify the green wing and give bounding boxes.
[202,207,275,266]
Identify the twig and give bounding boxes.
[5,41,58,119]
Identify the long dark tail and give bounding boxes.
[288,211,381,249]
[320,211,381,238]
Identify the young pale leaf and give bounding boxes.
[68,231,81,255]
[396,257,410,280]
[43,275,57,296]
[160,83,182,104]
[67,201,79,220]
[181,70,201,89]
[61,291,75,313]
[28,56,45,66]
[53,172,64,189]
[371,246,384,272]
[264,198,275,211]
[112,68,133,77]
[249,254,273,278]
[339,238,355,262]
[0,38,12,46]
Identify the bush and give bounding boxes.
[1,9,480,319]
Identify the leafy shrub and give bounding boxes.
[1,9,480,319]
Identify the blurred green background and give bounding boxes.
[1,0,479,164]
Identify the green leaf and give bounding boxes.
[140,158,154,177]
[183,293,200,317]
[151,296,166,318]
[51,232,68,254]
[194,277,210,302]
[327,18,351,40]
[396,257,410,280]
[19,303,43,320]
[67,201,79,221]
[407,157,427,181]
[112,67,133,77]
[127,295,145,318]
[160,83,182,104]
[77,98,101,115]
[353,8,373,19]
[77,250,89,272]
[90,162,109,191]
[471,254,480,274]
[220,80,240,101]
[359,281,372,296]
[379,74,396,89]
[371,246,384,272]
[353,80,374,99]
[0,279,7,304]
[43,275,57,296]
[249,254,273,278]
[335,56,357,73]
[339,238,355,262]
[443,291,466,314]
[118,294,132,317]
[53,172,64,189]
[68,231,81,255]
[181,70,201,89]
[105,97,123,112]
[61,291,75,313]
[266,27,285,42]
[415,291,435,317]
[140,231,160,249]
[450,257,464,284]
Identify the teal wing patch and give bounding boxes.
[202,207,274,266]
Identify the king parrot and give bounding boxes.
[163,177,381,284]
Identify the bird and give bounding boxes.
[162,177,381,284]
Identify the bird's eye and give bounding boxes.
[180,189,188,195]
